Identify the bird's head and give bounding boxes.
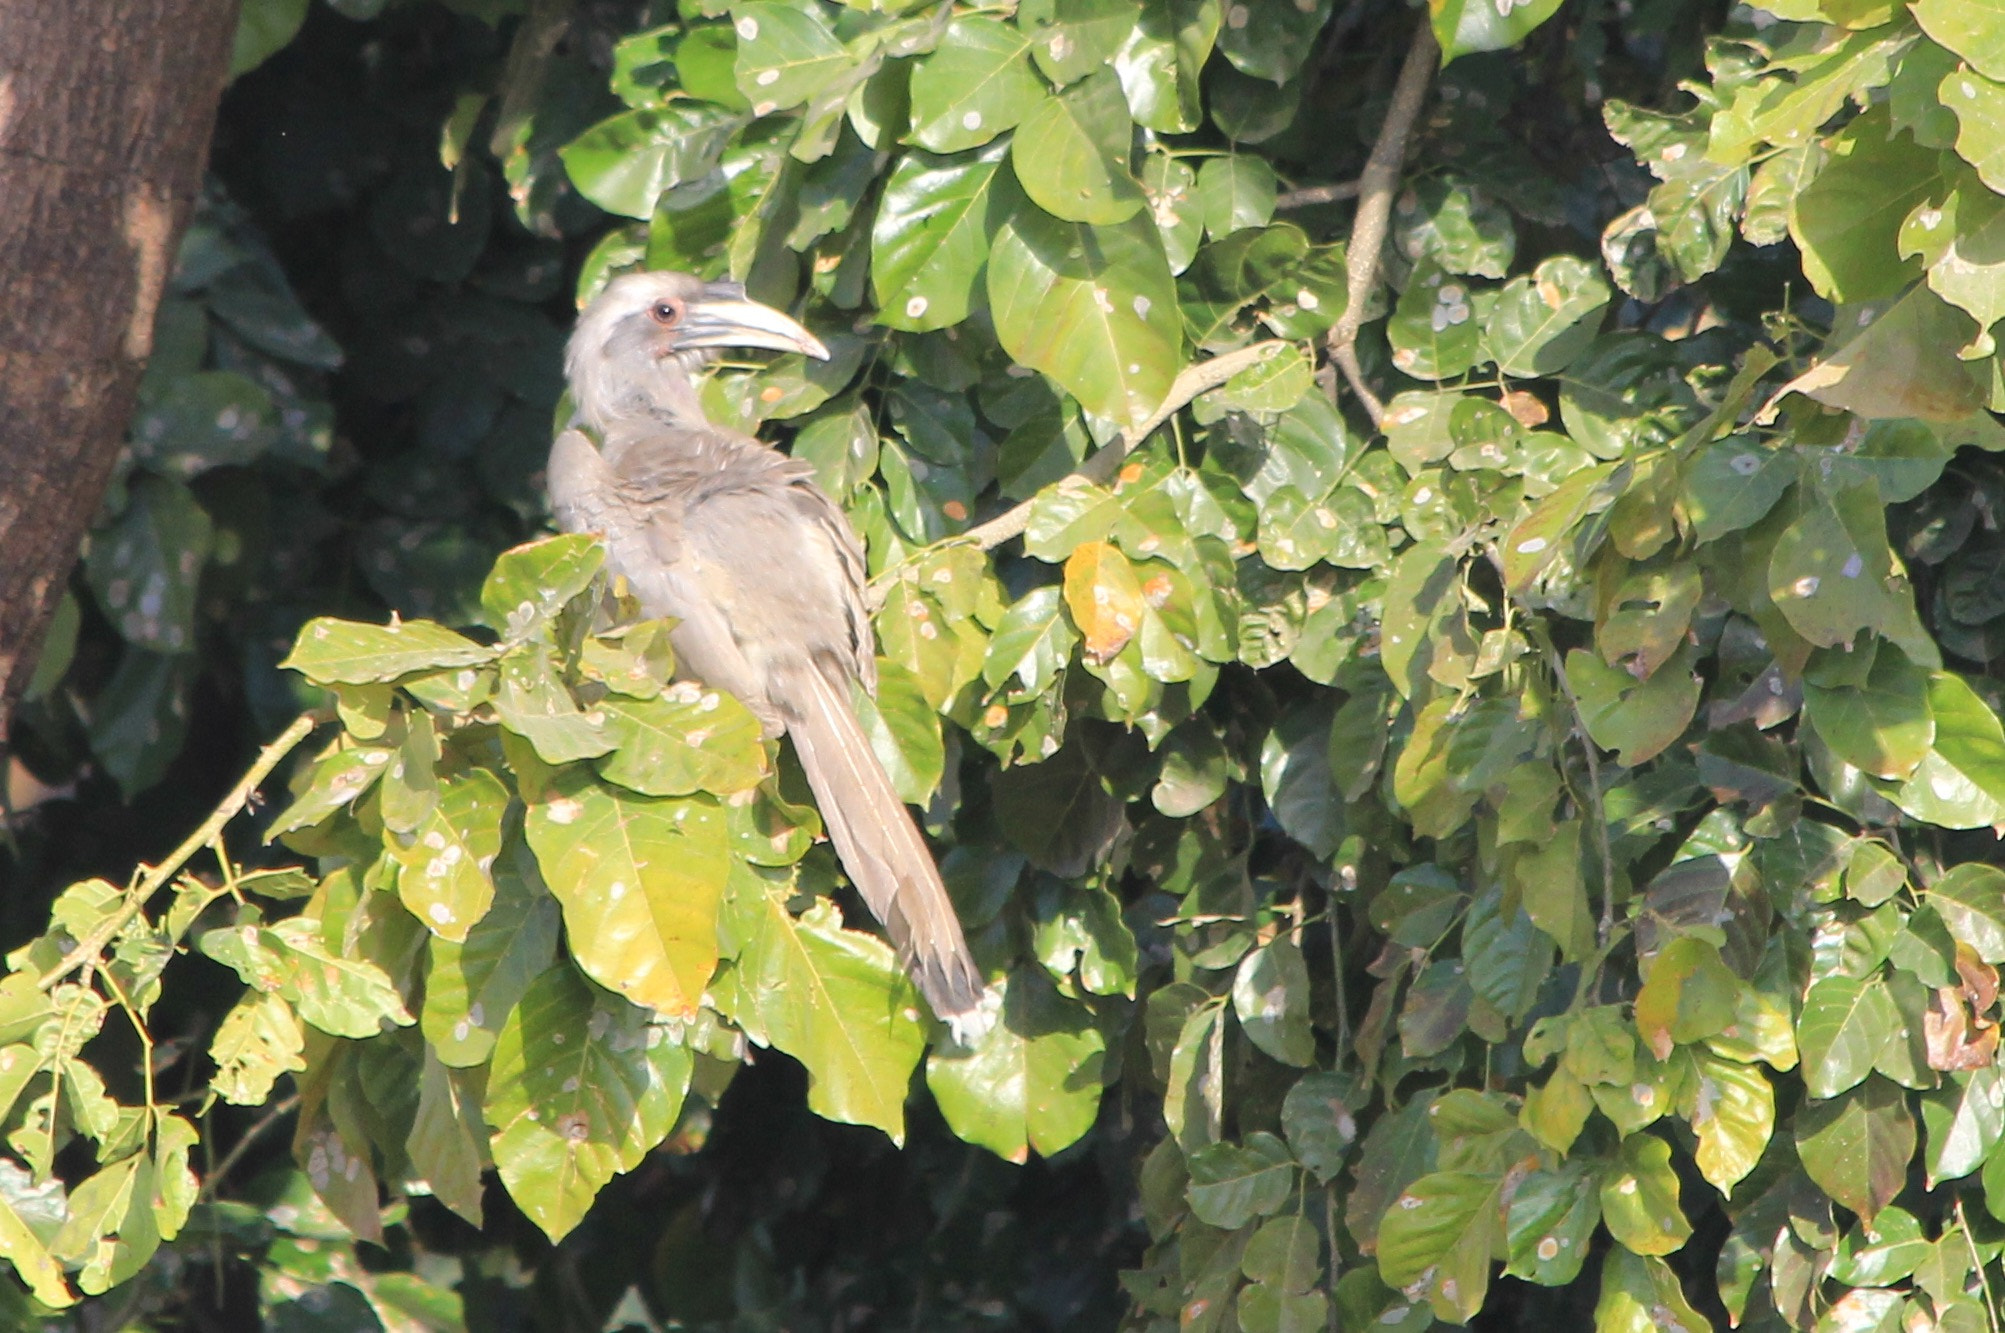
[565,270,830,426]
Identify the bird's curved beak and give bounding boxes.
[679,282,831,360]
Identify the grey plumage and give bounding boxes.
[550,271,985,1029]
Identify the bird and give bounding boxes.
[547,270,987,1037]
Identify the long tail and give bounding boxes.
[779,665,986,1029]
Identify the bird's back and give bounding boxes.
[553,417,875,733]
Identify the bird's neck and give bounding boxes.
[575,356,708,438]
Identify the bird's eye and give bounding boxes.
[649,300,681,327]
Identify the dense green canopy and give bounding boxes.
[11,0,2005,1328]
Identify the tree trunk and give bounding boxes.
[0,0,241,743]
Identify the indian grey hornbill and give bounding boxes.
[549,270,987,1033]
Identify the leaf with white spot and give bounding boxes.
[385,765,508,942]
[988,198,1181,431]
[524,770,728,1017]
[1232,937,1313,1067]
[730,2,852,111]
[711,870,927,1142]
[595,686,769,799]
[484,964,691,1241]
[208,992,307,1106]
[907,15,1046,153]
[85,474,213,656]
[282,616,494,686]
[423,836,562,1068]
[871,142,1009,333]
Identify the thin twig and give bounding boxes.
[1326,20,1438,428]
[1960,1197,2005,1333]
[1533,632,1618,952]
[39,712,323,992]
[959,340,1290,552]
[1326,878,1350,1057]
[1275,180,1363,210]
[199,1093,302,1203]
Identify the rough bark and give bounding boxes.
[0,0,241,742]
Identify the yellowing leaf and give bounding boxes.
[1063,540,1147,663]
[524,772,728,1018]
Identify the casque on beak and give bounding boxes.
[678,281,832,360]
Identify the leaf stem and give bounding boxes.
[1325,19,1437,428]
[38,711,324,992]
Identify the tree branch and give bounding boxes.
[962,340,1290,552]
[38,712,324,992]
[1325,19,1438,429]
[1275,180,1362,210]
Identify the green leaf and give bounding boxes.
[485,964,689,1241]
[1799,972,1905,1098]
[53,1152,157,1295]
[1690,1049,1775,1197]
[1505,1163,1599,1285]
[409,1048,487,1226]
[1593,1249,1707,1333]
[1795,1076,1915,1222]
[1185,1131,1295,1229]
[1376,1169,1506,1323]
[1431,0,1566,61]
[988,198,1182,431]
[423,839,562,1067]
[86,474,213,655]
[283,617,493,686]
[1010,70,1143,225]
[1387,261,1486,381]
[1943,66,2005,195]
[1766,483,1898,648]
[1196,155,1276,240]
[494,644,615,764]
[1920,1066,2005,1185]
[1924,671,2005,811]
[1235,1284,1329,1333]
[908,16,1045,153]
[130,370,276,477]
[1803,646,1934,781]
[524,771,728,1017]
[1242,1211,1322,1293]
[560,103,743,219]
[731,3,850,111]
[1682,437,1795,543]
[480,534,603,641]
[1902,171,2005,333]
[596,686,769,799]
[1260,701,1344,860]
[233,0,308,76]
[1020,0,1134,86]
[1928,863,2005,963]
[1282,1071,1360,1184]
[1633,936,1738,1060]
[199,916,414,1039]
[1396,176,1515,279]
[851,661,945,807]
[1232,937,1313,1067]
[1790,106,1945,303]
[1112,0,1217,134]
[1484,255,1612,377]
[1598,1133,1692,1256]
[208,991,307,1106]
[871,144,1009,332]
[1831,1205,1931,1286]
[1564,645,1701,767]
[1914,0,2005,80]
[385,765,507,941]
[926,966,1103,1163]
[714,879,927,1142]
[1780,286,1988,422]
